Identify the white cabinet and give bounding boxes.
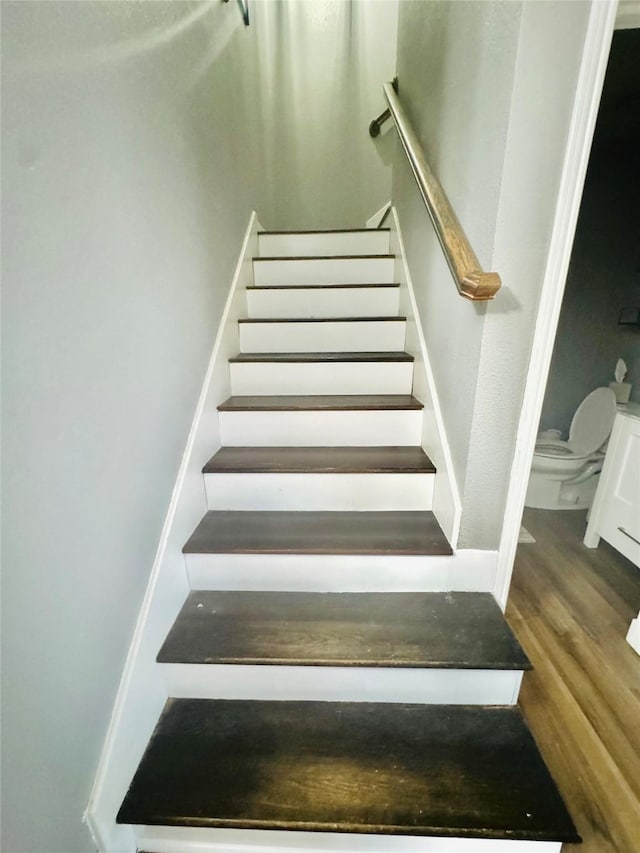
[584,405,640,569]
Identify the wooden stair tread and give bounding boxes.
[183,511,452,556]
[238,315,405,323]
[229,351,414,363]
[218,394,424,412]
[247,282,399,290]
[116,699,580,842]
[157,591,531,670]
[203,446,435,474]
[258,228,391,235]
[254,254,394,261]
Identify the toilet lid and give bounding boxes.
[568,387,617,454]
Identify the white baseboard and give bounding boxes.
[389,207,462,547]
[136,825,562,853]
[85,212,260,852]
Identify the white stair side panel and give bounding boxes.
[246,286,399,319]
[239,320,406,353]
[258,230,390,257]
[229,361,414,396]
[162,664,523,706]
[185,551,498,594]
[253,256,395,287]
[390,207,463,548]
[204,472,434,511]
[136,824,562,853]
[218,409,423,447]
[84,213,262,853]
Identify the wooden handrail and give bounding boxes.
[381,82,501,301]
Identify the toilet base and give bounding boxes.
[525,470,600,511]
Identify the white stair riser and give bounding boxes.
[246,286,400,319]
[162,664,523,706]
[219,410,423,446]
[185,553,454,592]
[258,230,390,257]
[204,472,434,511]
[136,825,563,853]
[239,320,406,353]
[253,257,395,287]
[229,362,414,396]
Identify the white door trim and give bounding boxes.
[494,0,618,609]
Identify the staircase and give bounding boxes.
[115,228,580,852]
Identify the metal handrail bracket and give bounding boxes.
[379,81,501,301]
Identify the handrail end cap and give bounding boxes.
[460,271,501,301]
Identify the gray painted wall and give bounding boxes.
[1,2,399,850]
[254,0,398,230]
[392,0,593,547]
[1,4,268,851]
[391,0,522,518]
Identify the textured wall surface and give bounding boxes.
[1,2,401,849]
[2,3,265,851]
[392,0,593,547]
[391,0,522,542]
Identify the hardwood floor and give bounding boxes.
[506,508,640,853]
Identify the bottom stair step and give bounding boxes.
[118,699,579,845]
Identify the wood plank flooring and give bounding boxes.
[506,508,640,853]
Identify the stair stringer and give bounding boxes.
[389,207,461,547]
[84,212,261,853]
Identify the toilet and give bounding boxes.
[525,387,618,510]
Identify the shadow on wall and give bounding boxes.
[540,29,640,438]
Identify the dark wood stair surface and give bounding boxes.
[247,282,400,290]
[203,446,435,474]
[258,228,391,235]
[116,699,580,842]
[157,591,530,670]
[254,254,395,261]
[238,315,405,323]
[183,511,452,556]
[218,394,423,412]
[229,351,414,363]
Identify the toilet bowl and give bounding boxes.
[525,387,617,510]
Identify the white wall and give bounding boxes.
[255,0,398,230]
[1,2,401,850]
[392,0,593,548]
[1,3,266,851]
